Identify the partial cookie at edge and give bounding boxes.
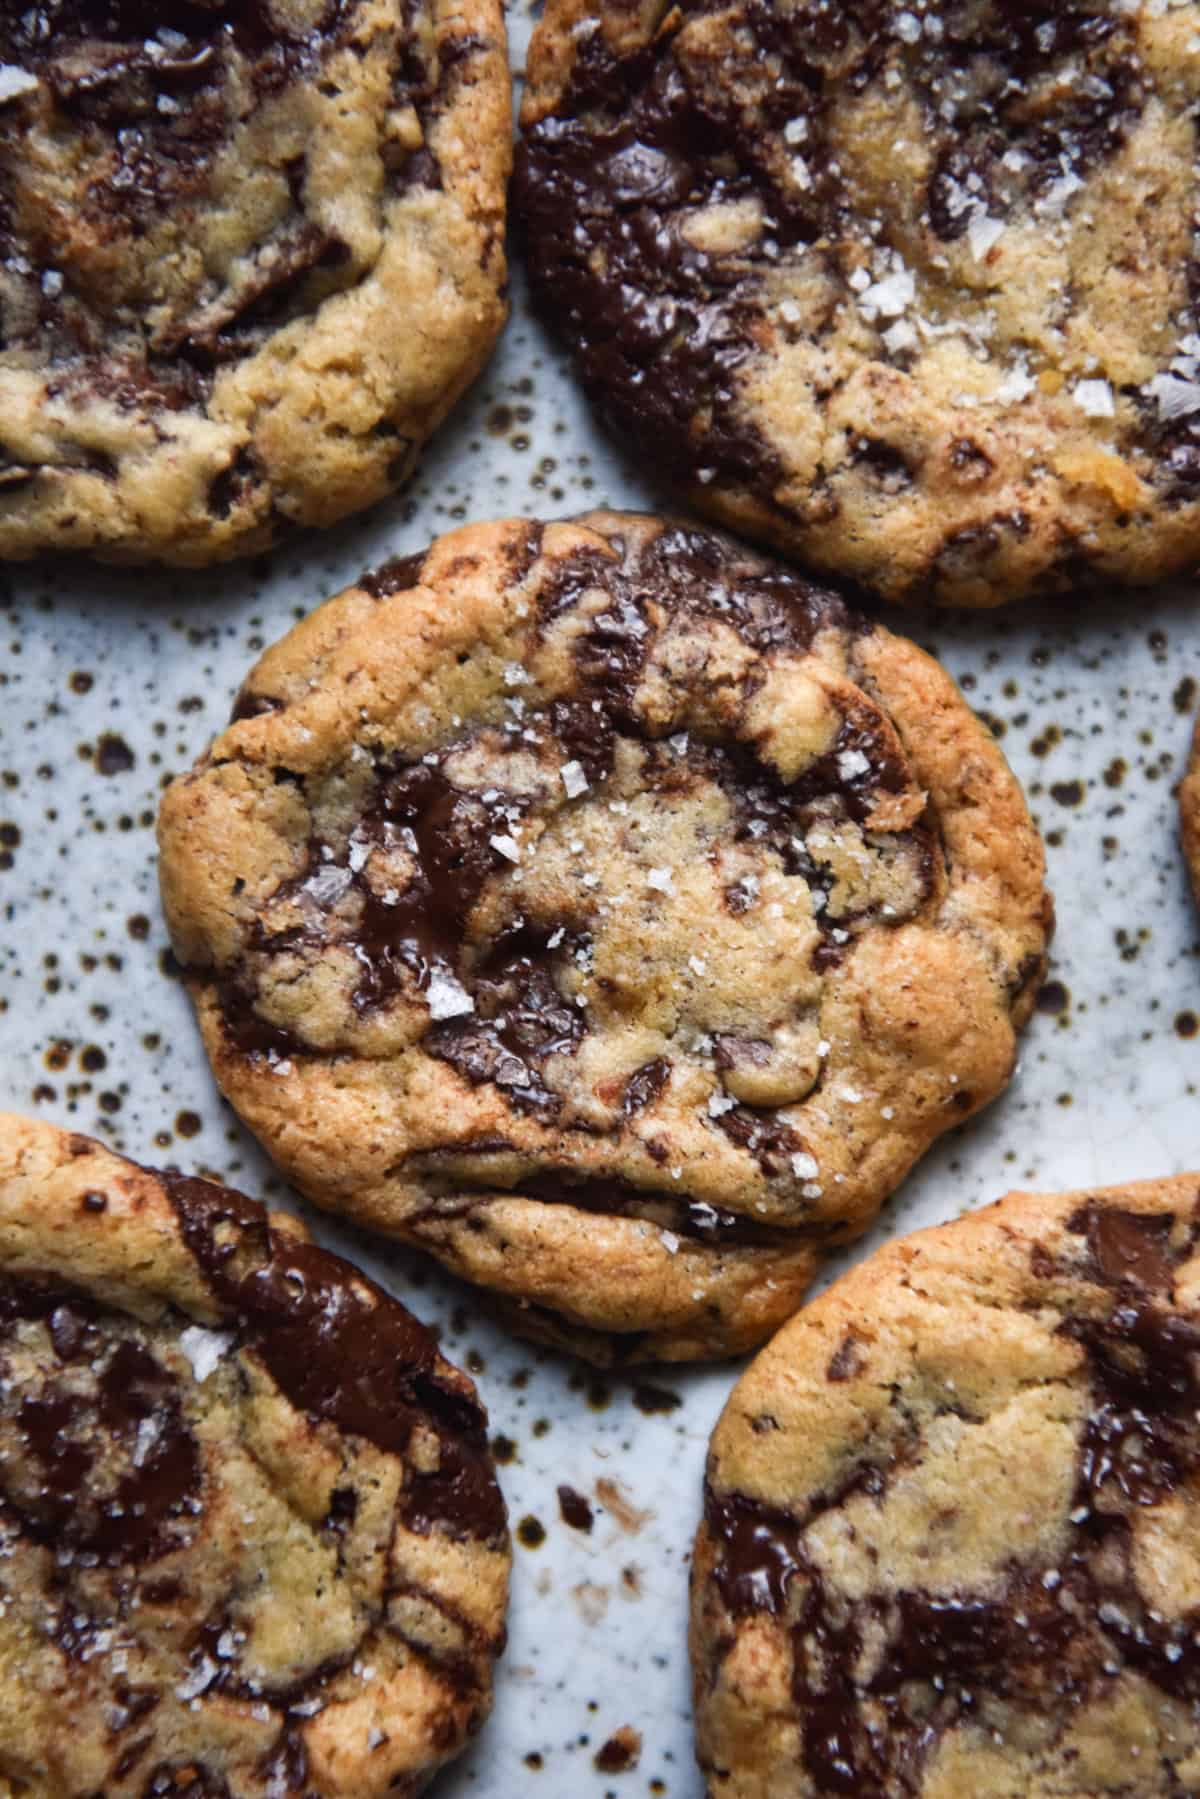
[517,0,1200,606]
[0,1113,509,1799]
[0,0,510,564]
[692,1176,1200,1797]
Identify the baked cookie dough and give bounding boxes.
[517,0,1200,607]
[0,1114,509,1798]
[157,511,1051,1364]
[0,0,509,564]
[692,1177,1200,1797]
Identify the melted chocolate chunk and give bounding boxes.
[517,21,792,495]
[359,550,427,600]
[347,759,531,1013]
[228,687,283,724]
[215,752,538,1054]
[1062,1299,1200,1511]
[164,1171,506,1543]
[426,918,588,1118]
[706,1488,811,1616]
[1067,1201,1183,1294]
[622,1056,671,1115]
[714,1103,804,1177]
[0,1276,202,1568]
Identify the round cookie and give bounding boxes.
[517,0,1200,608]
[1179,711,1200,913]
[0,1114,509,1798]
[157,511,1051,1365]
[0,0,509,565]
[692,1177,1200,1797]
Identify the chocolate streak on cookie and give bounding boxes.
[0,1276,203,1569]
[348,759,534,1009]
[164,1169,506,1546]
[427,920,588,1121]
[703,1202,1200,1791]
[0,0,463,416]
[217,522,933,1148]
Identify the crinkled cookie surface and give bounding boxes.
[158,511,1050,1363]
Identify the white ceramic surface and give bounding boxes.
[2,10,1200,1792]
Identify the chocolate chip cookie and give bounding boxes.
[0,0,509,565]
[692,1177,1200,1797]
[0,1113,509,1798]
[517,1,1200,608]
[157,511,1051,1364]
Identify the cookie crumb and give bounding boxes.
[593,1725,642,1774]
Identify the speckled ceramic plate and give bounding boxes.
[2,11,1200,1795]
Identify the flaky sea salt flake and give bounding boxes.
[560,760,589,798]
[967,213,1005,260]
[883,319,918,355]
[1074,379,1114,418]
[859,266,915,320]
[176,1657,218,1702]
[1148,372,1200,421]
[178,1326,233,1383]
[0,66,38,102]
[426,971,474,1021]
